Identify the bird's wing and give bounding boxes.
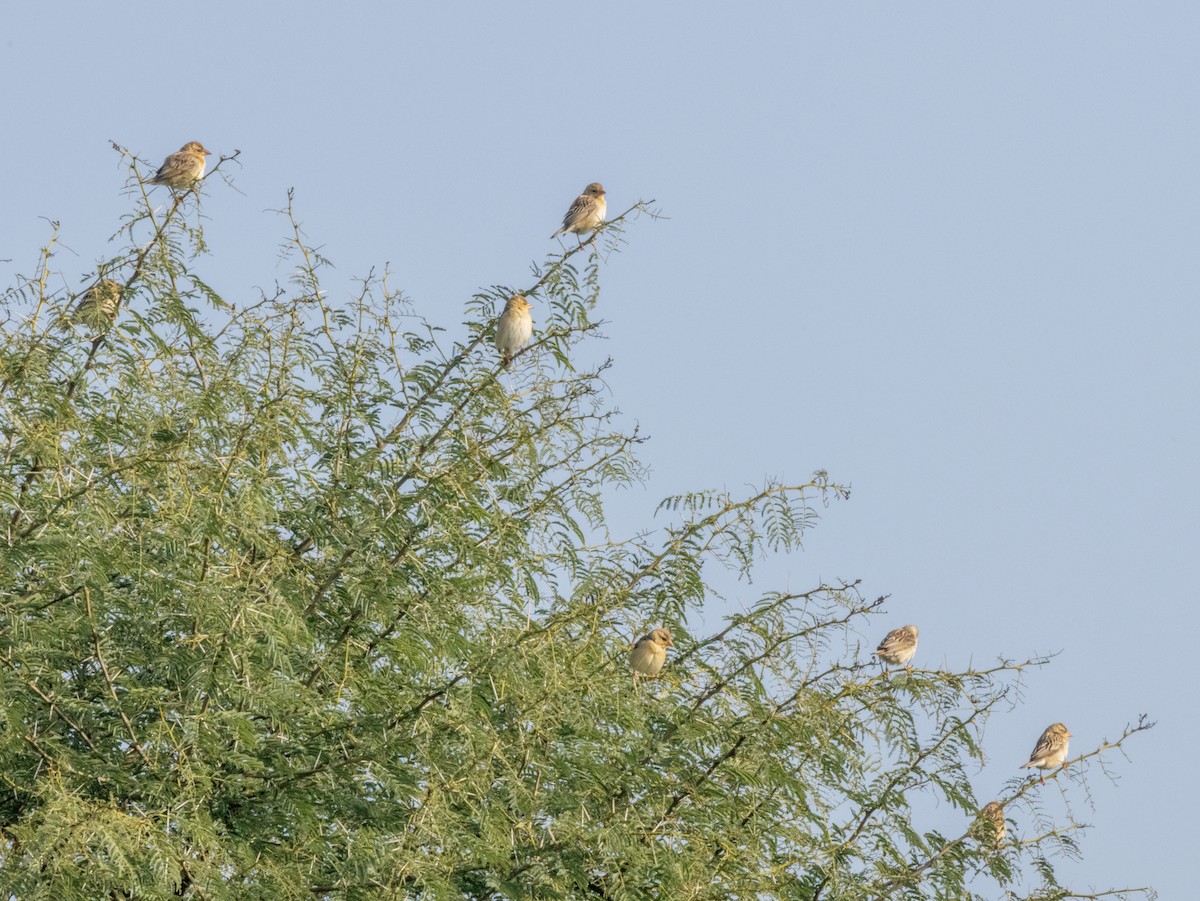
[562,194,596,229]
[151,153,184,182]
[877,629,908,653]
[1028,731,1057,762]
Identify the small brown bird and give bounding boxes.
[874,624,919,670]
[149,141,212,189]
[630,627,673,680]
[973,801,1007,849]
[70,279,122,331]
[1021,722,1071,783]
[494,295,533,367]
[551,182,607,243]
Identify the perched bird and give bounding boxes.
[149,141,212,189]
[874,624,919,670]
[495,295,533,367]
[1021,722,1071,783]
[70,279,123,331]
[551,182,607,242]
[973,801,1007,849]
[630,627,674,680]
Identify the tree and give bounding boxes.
[0,146,1153,900]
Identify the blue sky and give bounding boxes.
[3,2,1195,895]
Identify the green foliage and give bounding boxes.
[0,149,1152,900]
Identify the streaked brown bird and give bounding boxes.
[973,801,1007,849]
[874,624,918,670]
[551,182,606,243]
[70,279,123,332]
[630,627,673,680]
[149,141,212,189]
[1021,722,1071,783]
[494,295,533,367]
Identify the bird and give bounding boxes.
[973,801,1007,849]
[69,279,122,332]
[551,183,607,243]
[630,627,674,680]
[494,295,533,367]
[874,624,919,671]
[149,141,212,190]
[1021,722,1071,783]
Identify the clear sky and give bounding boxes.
[3,1,1195,896]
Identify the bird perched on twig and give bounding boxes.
[874,624,918,671]
[630,627,673,681]
[68,279,123,332]
[149,141,212,190]
[1021,722,1071,783]
[495,295,533,368]
[972,801,1007,849]
[551,183,606,243]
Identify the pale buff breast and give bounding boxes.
[630,638,667,676]
[578,196,606,232]
[495,309,533,356]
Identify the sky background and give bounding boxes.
[2,2,1195,896]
